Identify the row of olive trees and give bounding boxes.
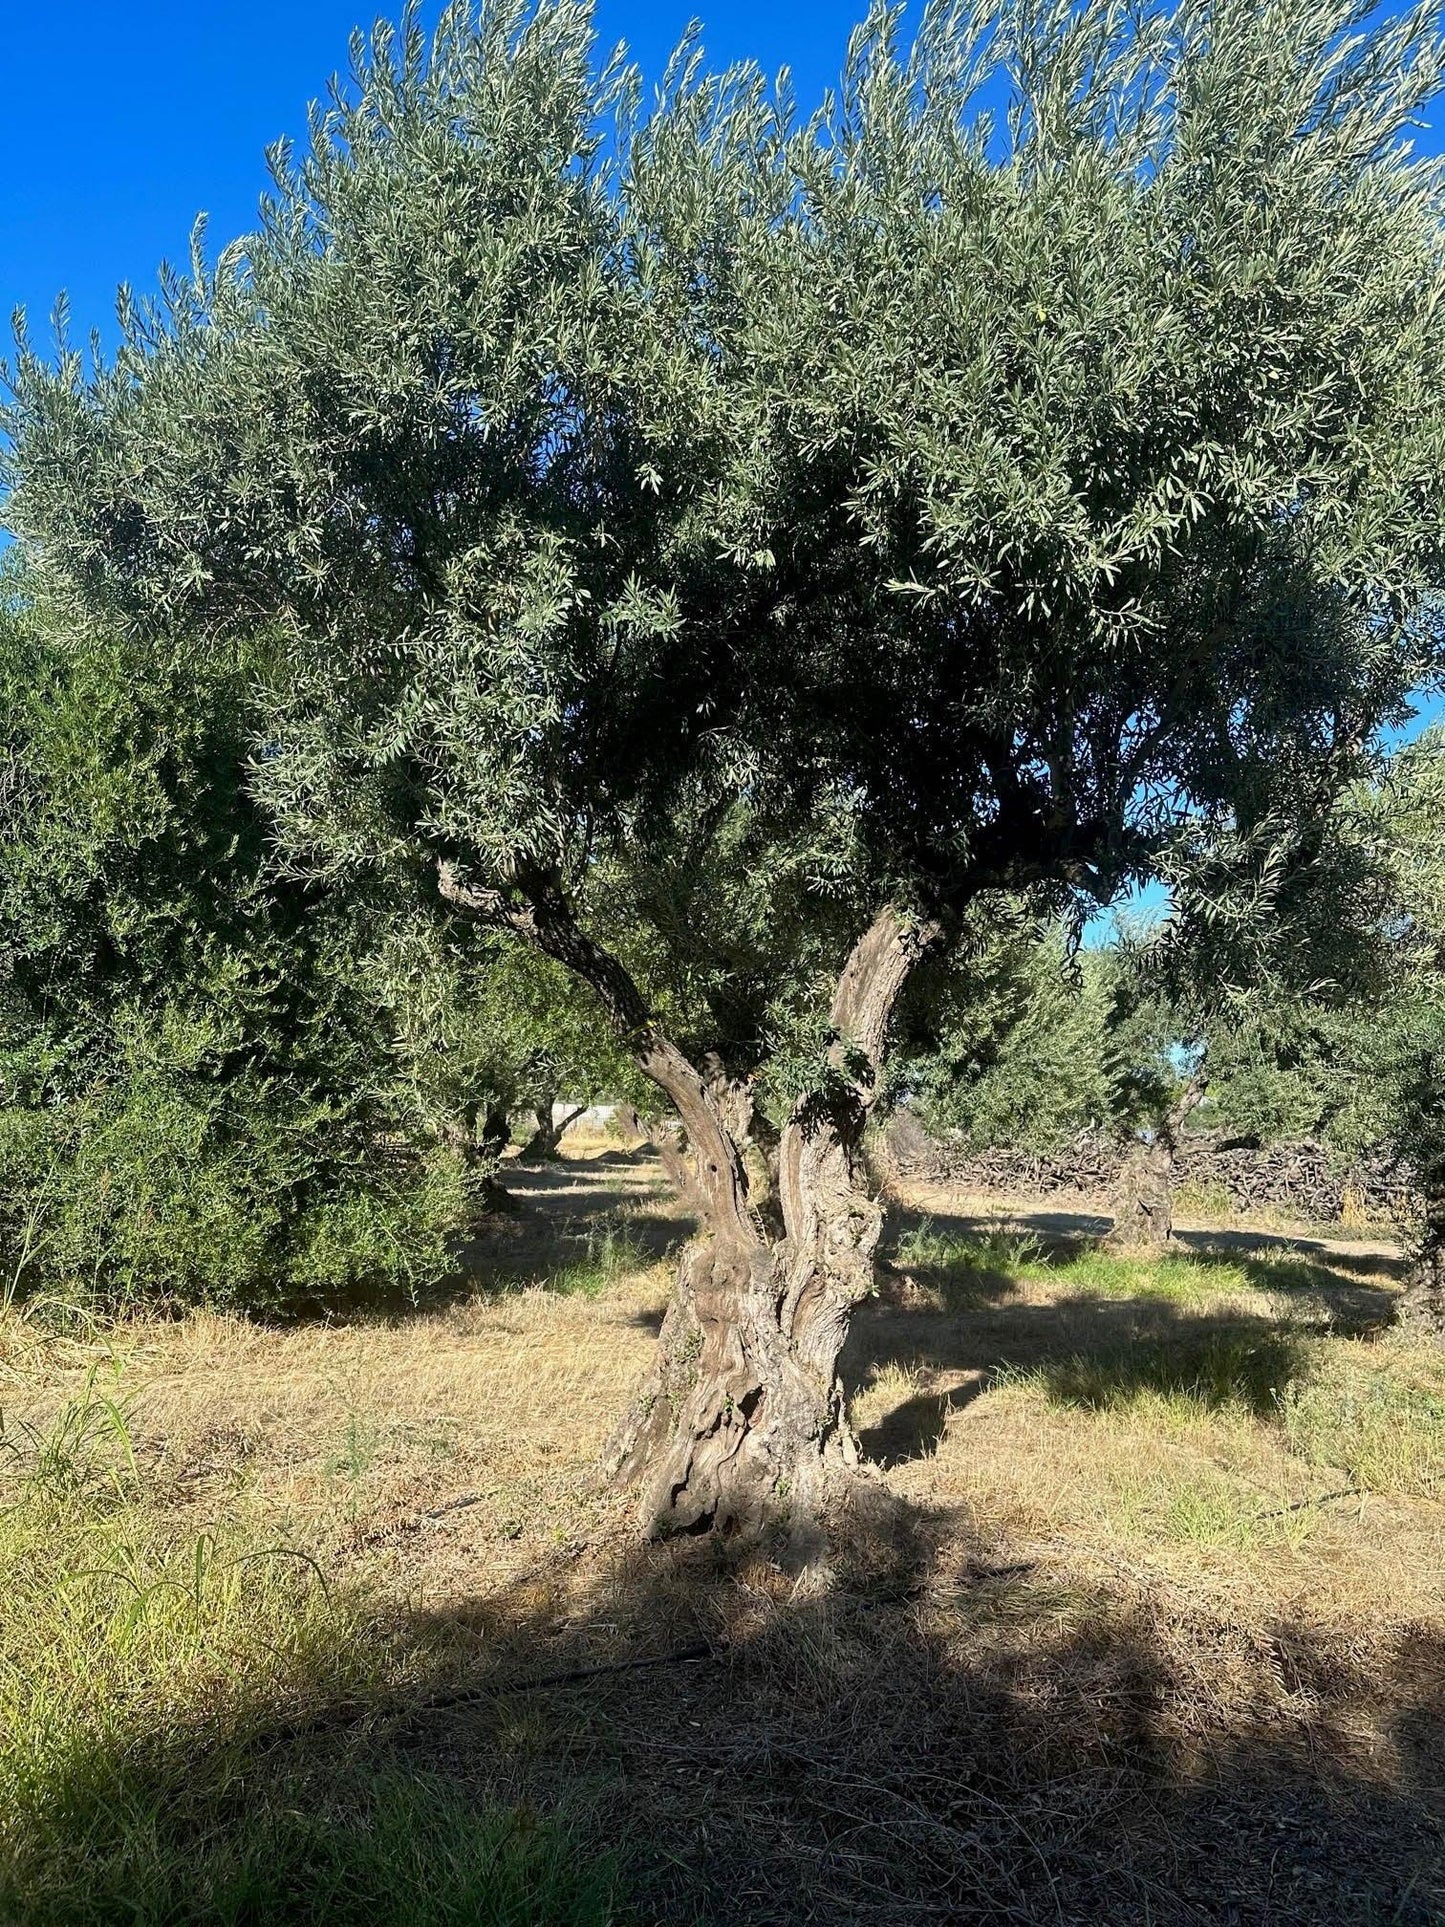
[5,0,1445,1537]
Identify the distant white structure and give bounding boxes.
[552,1101,622,1133]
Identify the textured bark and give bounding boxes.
[603,1238,838,1535]
[518,1093,586,1162]
[437,863,938,1537]
[1108,1077,1207,1252]
[701,1056,783,1235]
[1108,1135,1177,1250]
[605,906,939,1537]
[1400,1203,1445,1339]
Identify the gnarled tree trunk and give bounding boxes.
[1108,1075,1207,1253]
[1400,1192,1445,1338]
[480,1102,512,1161]
[606,908,934,1536]
[518,1092,586,1162]
[436,863,936,1538]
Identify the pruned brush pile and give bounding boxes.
[902,1125,1418,1229]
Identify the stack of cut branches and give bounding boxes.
[889,1118,1418,1228]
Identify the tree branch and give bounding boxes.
[437,860,757,1245]
[778,903,941,1252]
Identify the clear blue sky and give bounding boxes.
[2,1,871,355]
[3,0,1441,786]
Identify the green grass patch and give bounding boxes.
[1045,1245,1348,1309]
[1001,1325,1308,1420]
[891,1220,1041,1308]
[1281,1360,1445,1501]
[1100,1459,1322,1553]
[2,1763,619,1927]
[0,1366,620,1926]
[891,1218,1365,1320]
[1047,1244,1236,1304]
[546,1218,654,1298]
[894,1220,1045,1275]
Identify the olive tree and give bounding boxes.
[8,0,1445,1536]
[899,913,1114,1150]
[1330,730,1445,1322]
[1113,729,1445,1270]
[0,573,475,1313]
[1100,796,1395,1245]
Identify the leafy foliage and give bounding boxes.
[906,724,1445,1201]
[1193,733,1445,1179]
[0,582,473,1314]
[7,0,1445,1110]
[378,917,642,1154]
[902,916,1114,1148]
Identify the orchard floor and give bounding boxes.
[2,1145,1443,1925]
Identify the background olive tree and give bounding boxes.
[0,572,476,1315]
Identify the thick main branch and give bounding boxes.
[777,903,941,1375]
[437,861,755,1245]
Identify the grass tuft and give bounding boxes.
[890,1218,1040,1308]
[1281,1358,1445,1501]
[0,1357,620,1927]
[1,1763,618,1927]
[546,1217,655,1298]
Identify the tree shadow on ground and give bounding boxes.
[24,1501,1445,1926]
[399,1156,696,1314]
[844,1202,1403,1467]
[846,1299,1318,1468]
[1185,1247,1402,1326]
[891,1194,1406,1271]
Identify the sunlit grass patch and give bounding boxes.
[894,1219,1045,1275]
[890,1218,1039,1308]
[0,1363,619,1927]
[887,1218,1355,1318]
[967,1372,1330,1557]
[545,1216,655,1298]
[1281,1355,1445,1501]
[1107,1459,1322,1554]
[1048,1244,1236,1304]
[1044,1244,1347,1311]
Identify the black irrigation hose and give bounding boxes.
[251,1642,721,1755]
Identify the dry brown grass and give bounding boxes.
[860,1186,1445,1630]
[2,1155,672,1606]
[7,1150,1445,1924]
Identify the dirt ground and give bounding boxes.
[9,1145,1444,1924]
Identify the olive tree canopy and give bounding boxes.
[8,0,1445,1536]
